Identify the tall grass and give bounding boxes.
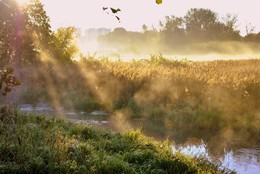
[3,55,260,142]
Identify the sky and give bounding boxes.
[38,0,260,36]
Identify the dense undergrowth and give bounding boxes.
[0,106,234,173]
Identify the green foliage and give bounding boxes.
[0,109,231,173]
[0,0,80,69]
[53,27,79,61]
[24,0,52,47]
[0,0,20,66]
[96,155,134,174]
[0,0,54,66]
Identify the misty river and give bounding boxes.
[20,104,260,174]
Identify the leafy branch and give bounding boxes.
[0,68,22,96]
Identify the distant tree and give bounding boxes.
[184,8,218,40]
[245,22,256,35]
[222,13,239,32]
[160,16,184,33]
[114,27,127,33]
[183,9,241,41]
[219,14,241,40]
[159,15,186,47]
[244,32,260,42]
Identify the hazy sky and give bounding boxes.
[40,0,260,35]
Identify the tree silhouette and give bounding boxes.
[184,8,218,40]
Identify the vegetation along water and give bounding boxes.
[1,0,260,173]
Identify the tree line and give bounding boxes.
[99,8,260,54]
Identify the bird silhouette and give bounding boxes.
[102,7,121,22]
[110,8,121,14]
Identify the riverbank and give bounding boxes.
[6,57,259,143]
[0,106,234,173]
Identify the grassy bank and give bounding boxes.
[0,106,233,173]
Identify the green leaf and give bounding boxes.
[156,0,162,4]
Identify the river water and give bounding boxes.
[19,104,260,174]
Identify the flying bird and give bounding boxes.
[110,8,121,14]
[103,6,121,23]
[115,16,120,22]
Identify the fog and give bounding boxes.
[77,29,260,62]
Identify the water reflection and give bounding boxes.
[173,141,260,174]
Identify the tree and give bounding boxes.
[220,13,241,40]
[244,32,260,42]
[0,0,19,67]
[183,9,241,41]
[23,0,53,53]
[0,0,53,66]
[53,27,79,61]
[160,15,184,33]
[114,27,127,34]
[222,13,238,32]
[245,22,256,35]
[0,0,56,96]
[159,15,186,47]
[184,8,218,40]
